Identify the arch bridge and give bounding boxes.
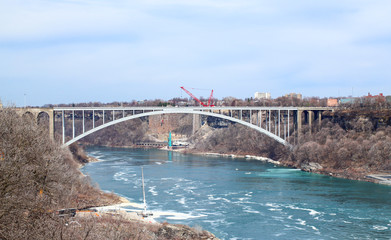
[11,106,334,148]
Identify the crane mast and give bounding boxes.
[180,86,214,107]
[207,89,214,107]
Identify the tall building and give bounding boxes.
[327,98,338,107]
[284,93,302,100]
[254,92,271,99]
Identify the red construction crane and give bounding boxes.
[180,86,214,107]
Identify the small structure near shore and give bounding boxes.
[366,174,391,185]
[136,141,167,148]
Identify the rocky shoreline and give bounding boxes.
[82,143,391,186]
[76,146,220,239]
[162,147,391,186]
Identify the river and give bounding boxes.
[82,146,391,240]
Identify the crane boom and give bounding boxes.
[180,86,207,107]
[207,89,214,107]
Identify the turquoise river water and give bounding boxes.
[82,147,391,240]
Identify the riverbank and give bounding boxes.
[160,146,391,186]
[80,142,391,186]
[77,146,220,239]
[80,136,367,186]
[81,146,391,239]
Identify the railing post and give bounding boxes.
[278,109,281,137]
[269,110,271,131]
[72,110,75,139]
[288,110,290,140]
[93,110,95,129]
[82,110,85,133]
[284,118,286,140]
[62,110,65,144]
[260,110,262,128]
[265,111,268,131]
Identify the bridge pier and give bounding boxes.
[13,108,55,140]
[297,110,303,133]
[318,111,322,126]
[193,114,201,134]
[48,110,55,140]
[308,110,314,134]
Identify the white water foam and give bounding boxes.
[297,219,306,225]
[148,186,158,196]
[207,195,231,203]
[286,205,321,216]
[373,225,388,231]
[348,216,371,220]
[113,171,132,182]
[177,197,186,205]
[154,210,207,220]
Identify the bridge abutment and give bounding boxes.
[193,114,201,134]
[14,108,55,140]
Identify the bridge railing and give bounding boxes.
[7,106,334,147]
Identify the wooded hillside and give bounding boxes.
[0,109,218,239]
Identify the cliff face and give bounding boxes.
[148,114,193,141]
[323,109,391,130]
[188,111,391,183]
[285,110,391,181]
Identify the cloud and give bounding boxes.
[1,0,391,106]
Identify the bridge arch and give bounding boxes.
[37,111,50,126]
[22,111,35,120]
[63,109,291,147]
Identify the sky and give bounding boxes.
[1,0,391,107]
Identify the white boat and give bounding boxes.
[138,167,153,218]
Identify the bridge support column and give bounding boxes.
[308,110,314,134]
[297,110,302,133]
[48,109,55,140]
[318,111,322,126]
[193,114,201,134]
[287,110,290,140]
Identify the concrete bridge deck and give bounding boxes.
[9,106,334,147]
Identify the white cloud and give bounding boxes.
[1,0,391,105]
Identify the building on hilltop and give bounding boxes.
[284,93,302,100]
[327,98,339,107]
[254,92,271,99]
[339,98,357,104]
[365,93,386,103]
